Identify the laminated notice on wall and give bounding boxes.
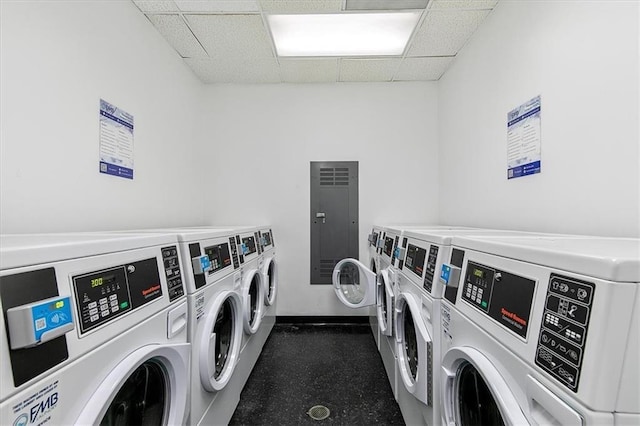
[507,95,541,179]
[99,99,134,179]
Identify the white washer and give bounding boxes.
[136,228,245,426]
[393,228,547,425]
[439,235,639,425]
[0,233,190,425]
[232,228,268,394]
[257,226,277,332]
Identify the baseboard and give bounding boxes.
[276,315,370,325]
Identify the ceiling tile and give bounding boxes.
[186,14,275,60]
[394,56,453,80]
[280,59,337,83]
[147,15,207,58]
[174,1,260,13]
[259,0,343,13]
[339,59,401,82]
[133,1,179,13]
[407,9,490,56]
[429,0,498,10]
[185,57,281,83]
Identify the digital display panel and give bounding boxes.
[404,244,426,278]
[204,243,232,274]
[242,236,257,255]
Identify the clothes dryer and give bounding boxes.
[0,233,190,425]
[438,235,639,425]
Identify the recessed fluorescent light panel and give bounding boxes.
[267,12,422,57]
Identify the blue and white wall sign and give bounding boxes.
[99,99,134,179]
[507,95,541,179]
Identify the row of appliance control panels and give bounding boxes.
[369,229,596,394]
[3,229,275,352]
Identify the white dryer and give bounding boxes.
[438,235,639,425]
[0,233,190,425]
[257,226,277,332]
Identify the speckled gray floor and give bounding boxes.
[229,323,405,425]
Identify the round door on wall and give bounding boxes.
[243,269,264,334]
[199,291,243,392]
[332,258,376,308]
[441,347,528,426]
[76,344,190,425]
[377,269,393,337]
[263,257,277,306]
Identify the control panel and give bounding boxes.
[73,258,162,334]
[368,231,378,247]
[404,243,426,279]
[229,237,240,268]
[535,274,594,392]
[383,236,395,258]
[241,235,257,256]
[461,261,535,339]
[162,246,184,302]
[204,243,232,274]
[262,230,273,248]
[254,232,262,255]
[390,236,400,264]
[423,245,439,294]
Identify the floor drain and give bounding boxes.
[307,405,330,421]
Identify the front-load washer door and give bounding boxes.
[198,290,243,392]
[377,269,394,337]
[262,256,277,306]
[76,343,190,425]
[242,269,265,334]
[395,291,433,406]
[332,258,376,308]
[441,347,528,426]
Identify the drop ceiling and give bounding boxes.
[133,0,499,83]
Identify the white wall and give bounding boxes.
[0,0,205,233]
[200,83,439,315]
[438,0,639,237]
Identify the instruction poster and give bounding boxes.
[99,99,134,179]
[507,95,541,179]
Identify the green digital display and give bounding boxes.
[473,269,485,278]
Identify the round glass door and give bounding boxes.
[264,259,277,306]
[213,298,234,379]
[332,259,376,308]
[456,362,505,426]
[248,274,259,326]
[402,303,419,381]
[100,360,167,425]
[339,261,365,304]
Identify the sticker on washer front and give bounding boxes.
[195,294,206,321]
[441,304,452,347]
[9,380,60,426]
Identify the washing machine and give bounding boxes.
[131,227,245,426]
[438,235,639,425]
[0,232,190,425]
[257,226,277,334]
[230,228,268,397]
